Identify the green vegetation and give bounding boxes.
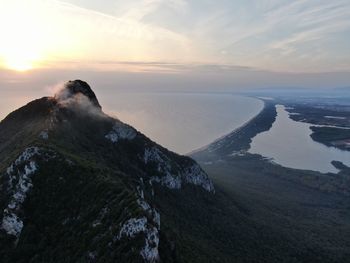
[194,154,350,263]
[310,126,350,151]
[284,103,350,128]
[191,99,350,262]
[279,100,350,151]
[1,155,142,262]
[1,89,350,262]
[193,100,276,159]
[0,90,218,262]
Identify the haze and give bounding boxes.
[1,0,350,119]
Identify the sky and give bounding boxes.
[0,0,350,118]
[1,0,350,72]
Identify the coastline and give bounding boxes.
[188,98,265,155]
[193,99,350,195]
[106,92,264,154]
[187,96,265,155]
[190,98,277,159]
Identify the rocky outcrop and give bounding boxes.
[144,147,215,193]
[54,80,101,108]
[1,148,39,240]
[105,122,137,143]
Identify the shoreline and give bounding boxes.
[188,98,266,155]
[190,98,277,158]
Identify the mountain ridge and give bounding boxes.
[0,80,214,262]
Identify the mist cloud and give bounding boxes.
[52,81,106,119]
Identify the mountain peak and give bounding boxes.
[54,80,101,109]
[0,80,215,262]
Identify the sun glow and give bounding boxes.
[0,1,46,71]
[0,0,194,72]
[5,60,34,72]
[2,48,40,71]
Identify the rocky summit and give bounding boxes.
[54,80,102,109]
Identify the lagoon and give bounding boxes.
[249,105,350,173]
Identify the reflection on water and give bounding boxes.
[101,93,263,154]
[249,105,350,173]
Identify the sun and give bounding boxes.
[1,44,40,71]
[0,1,44,71]
[3,51,38,72]
[1,38,42,72]
[5,60,33,72]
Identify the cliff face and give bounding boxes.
[0,80,214,263]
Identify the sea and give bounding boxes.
[100,92,263,154]
[4,90,349,173]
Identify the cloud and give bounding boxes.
[207,0,350,72]
[0,0,193,68]
[2,0,349,73]
[52,81,106,119]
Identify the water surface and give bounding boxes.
[101,92,263,154]
[249,105,350,173]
